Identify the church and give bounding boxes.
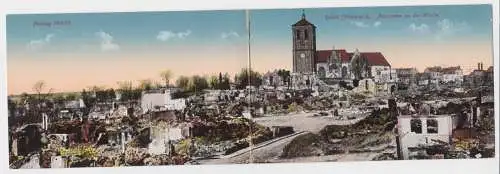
[292,10,396,84]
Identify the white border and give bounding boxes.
[1,0,498,174]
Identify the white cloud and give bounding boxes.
[350,21,381,28]
[350,21,370,28]
[408,23,430,33]
[156,30,192,41]
[221,31,240,39]
[407,19,470,41]
[27,34,55,50]
[435,19,469,40]
[95,31,120,51]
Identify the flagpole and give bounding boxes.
[245,9,253,164]
[246,10,251,74]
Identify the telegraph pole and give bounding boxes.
[245,9,254,164]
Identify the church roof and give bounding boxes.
[293,18,315,26]
[361,52,391,67]
[316,49,350,63]
[315,50,391,67]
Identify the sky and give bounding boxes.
[250,4,494,74]
[6,4,494,95]
[7,10,248,95]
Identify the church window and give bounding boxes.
[365,80,369,90]
[304,30,308,39]
[341,66,348,78]
[318,67,326,79]
[330,64,337,70]
[296,30,300,39]
[410,119,423,134]
[427,119,438,134]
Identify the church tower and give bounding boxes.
[292,10,317,74]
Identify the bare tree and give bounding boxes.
[153,81,163,89]
[33,80,46,96]
[138,79,153,91]
[176,76,190,90]
[117,81,134,103]
[209,75,219,89]
[33,81,53,100]
[160,70,173,88]
[32,80,53,113]
[117,81,133,92]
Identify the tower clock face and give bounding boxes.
[300,53,305,58]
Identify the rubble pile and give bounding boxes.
[250,125,274,145]
[124,147,148,165]
[224,140,250,155]
[142,154,189,166]
[281,133,325,158]
[190,119,252,143]
[320,108,395,141]
[188,120,273,157]
[93,148,189,166]
[303,97,336,111]
[282,108,397,159]
[372,153,396,161]
[8,61,496,167]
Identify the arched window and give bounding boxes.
[410,119,422,134]
[304,30,308,39]
[341,66,348,78]
[318,67,326,79]
[427,119,438,134]
[296,30,300,39]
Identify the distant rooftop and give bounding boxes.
[424,66,461,74]
[143,87,181,94]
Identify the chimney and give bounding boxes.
[480,63,483,71]
[477,63,481,70]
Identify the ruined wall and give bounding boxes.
[17,125,42,156]
[352,79,376,94]
[371,66,396,83]
[148,126,184,155]
[398,115,453,160]
[442,74,464,84]
[50,156,67,168]
[141,93,167,112]
[165,98,186,111]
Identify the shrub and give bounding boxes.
[58,145,99,159]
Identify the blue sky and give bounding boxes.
[7,10,247,57]
[5,4,494,94]
[250,4,493,47]
[6,10,249,94]
[249,4,493,73]
[6,4,493,56]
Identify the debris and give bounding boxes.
[281,133,325,158]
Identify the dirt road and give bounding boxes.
[252,112,368,133]
[197,131,308,164]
